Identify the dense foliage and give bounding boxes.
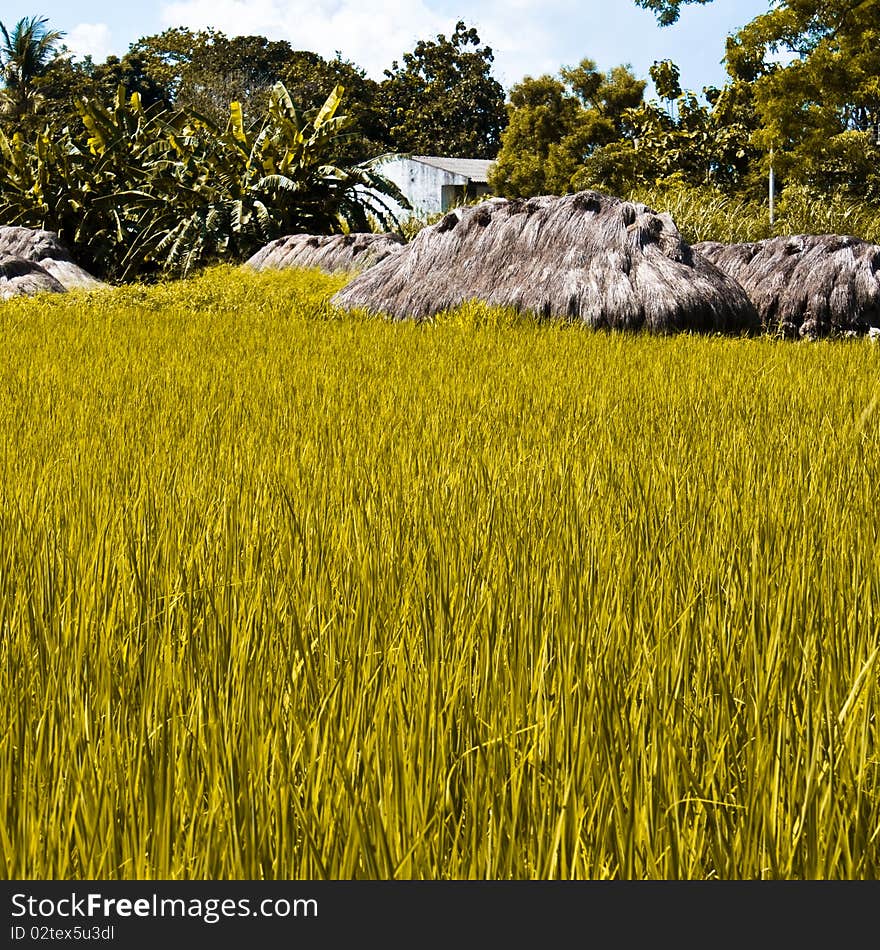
[1,21,508,163]
[488,60,645,196]
[729,0,880,201]
[492,0,879,213]
[1,3,879,272]
[0,82,406,279]
[378,21,506,159]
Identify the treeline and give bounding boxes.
[11,0,874,205]
[0,18,509,279]
[0,1,878,283]
[2,20,506,162]
[492,0,880,204]
[0,17,513,280]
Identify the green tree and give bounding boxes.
[181,36,290,124]
[0,82,406,280]
[727,0,880,200]
[123,29,387,162]
[27,55,97,129]
[90,53,170,109]
[598,81,755,194]
[125,28,295,125]
[488,75,577,196]
[31,52,170,133]
[379,21,506,158]
[633,0,714,26]
[489,60,645,197]
[280,52,388,162]
[650,59,682,104]
[0,15,64,123]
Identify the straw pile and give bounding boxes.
[695,235,880,339]
[0,226,104,290]
[245,233,404,273]
[0,256,66,300]
[332,192,760,333]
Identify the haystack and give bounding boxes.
[331,192,760,333]
[245,232,404,273]
[0,256,66,300]
[695,235,880,339]
[0,226,104,290]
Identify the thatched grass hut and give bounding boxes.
[0,256,66,300]
[0,226,104,290]
[695,235,880,339]
[245,233,404,274]
[332,192,760,333]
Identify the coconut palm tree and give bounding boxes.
[0,15,65,121]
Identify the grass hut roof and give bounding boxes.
[0,226,104,291]
[0,256,66,300]
[694,234,880,339]
[245,233,404,274]
[332,192,760,334]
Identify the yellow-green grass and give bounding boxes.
[2,267,880,879]
[628,184,880,246]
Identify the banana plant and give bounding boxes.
[156,82,409,275]
[0,81,409,280]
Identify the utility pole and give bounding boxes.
[769,148,775,227]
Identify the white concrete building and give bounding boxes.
[374,155,495,222]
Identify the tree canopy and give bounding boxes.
[489,60,645,197]
[1,20,509,163]
[727,0,880,200]
[379,22,506,158]
[634,0,714,26]
[125,28,295,124]
[0,15,64,123]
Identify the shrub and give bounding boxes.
[0,83,408,279]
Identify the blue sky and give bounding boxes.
[22,0,769,94]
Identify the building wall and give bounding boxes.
[375,158,481,222]
[440,183,492,210]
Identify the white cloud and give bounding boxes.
[465,0,574,86]
[160,0,446,79]
[159,0,570,86]
[65,22,114,62]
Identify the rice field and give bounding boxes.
[2,266,880,879]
